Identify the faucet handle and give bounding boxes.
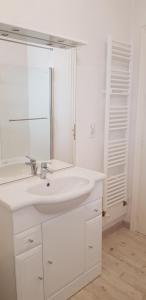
[40,162,49,179]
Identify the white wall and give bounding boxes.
[0,0,133,227]
[0,0,133,168]
[128,0,146,225]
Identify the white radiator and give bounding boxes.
[103,37,132,214]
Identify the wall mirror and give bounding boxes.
[0,27,77,183]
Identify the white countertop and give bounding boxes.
[0,167,105,212]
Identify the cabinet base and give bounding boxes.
[47,264,101,300]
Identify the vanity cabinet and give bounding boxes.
[0,179,104,300]
[14,201,102,300]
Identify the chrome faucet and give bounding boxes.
[25,156,38,176]
[40,162,50,179]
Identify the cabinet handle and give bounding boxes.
[28,239,34,243]
[38,276,43,281]
[88,245,93,249]
[48,260,53,265]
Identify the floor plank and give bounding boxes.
[70,227,146,300]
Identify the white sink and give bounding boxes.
[0,166,105,212]
[27,176,95,213]
[28,176,90,196]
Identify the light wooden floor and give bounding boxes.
[70,227,146,300]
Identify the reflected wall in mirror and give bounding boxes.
[0,39,76,182]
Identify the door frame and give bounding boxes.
[130,27,146,231]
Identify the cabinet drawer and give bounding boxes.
[14,225,42,255]
[85,200,102,220]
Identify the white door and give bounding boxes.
[133,30,146,235]
[42,207,85,297]
[131,30,146,234]
[15,246,44,300]
[136,106,146,234]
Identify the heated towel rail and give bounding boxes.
[103,37,132,215]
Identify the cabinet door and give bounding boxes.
[15,245,44,300]
[86,215,102,270]
[43,207,85,297]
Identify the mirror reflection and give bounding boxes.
[0,40,75,182]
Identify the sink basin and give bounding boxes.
[28,176,89,196]
[27,176,95,213]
